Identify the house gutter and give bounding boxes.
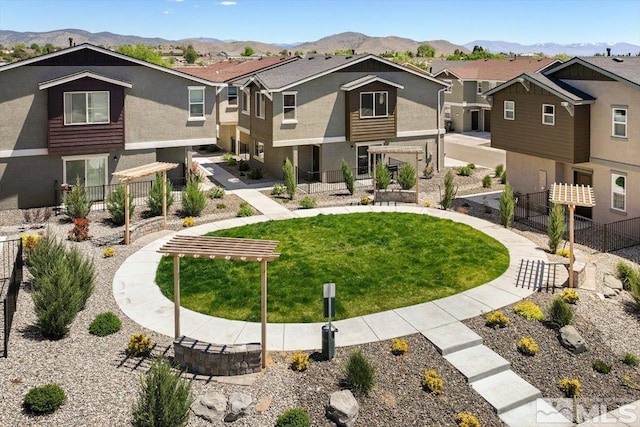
[436,86,448,172]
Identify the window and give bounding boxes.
[64,91,109,125]
[360,91,388,118]
[227,86,238,106]
[612,172,626,211]
[444,80,452,93]
[504,100,515,120]
[283,92,297,123]
[188,86,205,120]
[241,88,250,114]
[477,81,483,94]
[254,141,264,161]
[612,107,627,137]
[62,154,108,200]
[255,92,265,119]
[444,105,451,120]
[542,104,555,125]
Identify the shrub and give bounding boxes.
[342,159,355,195]
[398,163,417,190]
[23,384,65,414]
[181,178,206,217]
[616,261,640,291]
[422,369,443,395]
[391,338,408,355]
[424,200,431,207]
[216,203,226,209]
[456,413,481,427]
[275,408,311,427]
[65,245,96,308]
[248,168,263,179]
[89,311,122,337]
[298,196,316,209]
[467,163,476,169]
[238,159,250,172]
[494,164,505,178]
[548,297,573,328]
[561,288,579,304]
[103,247,116,258]
[547,204,566,253]
[127,333,153,357]
[271,183,286,196]
[457,166,473,176]
[360,196,372,205]
[106,183,135,226]
[514,300,544,321]
[440,170,455,210]
[290,351,310,372]
[499,183,515,228]
[500,170,507,184]
[20,233,41,259]
[482,175,492,188]
[485,310,509,329]
[63,177,93,219]
[283,158,296,200]
[131,357,193,427]
[557,248,570,258]
[237,202,254,217]
[68,217,90,241]
[223,152,237,166]
[423,163,434,179]
[559,378,581,397]
[27,232,66,279]
[343,350,375,397]
[375,162,391,190]
[592,360,612,374]
[517,336,539,356]
[183,217,195,227]
[207,186,225,199]
[623,352,639,367]
[146,174,174,216]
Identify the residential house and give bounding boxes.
[485,55,640,223]
[232,54,449,181]
[0,43,223,210]
[430,58,560,133]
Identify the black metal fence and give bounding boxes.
[1,238,23,358]
[296,167,373,194]
[514,190,640,253]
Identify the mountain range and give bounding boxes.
[1,29,638,57]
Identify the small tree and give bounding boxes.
[397,163,416,190]
[375,162,391,190]
[181,177,206,217]
[64,177,93,219]
[106,183,135,226]
[547,204,566,253]
[283,158,296,200]
[241,46,255,57]
[183,45,198,64]
[341,159,355,195]
[416,43,435,57]
[499,182,515,228]
[147,174,174,217]
[440,170,455,210]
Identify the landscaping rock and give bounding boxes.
[254,395,272,415]
[191,391,227,422]
[559,325,587,354]
[602,286,617,298]
[604,274,623,291]
[224,392,253,422]
[326,390,359,427]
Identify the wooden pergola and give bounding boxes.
[112,162,178,245]
[368,146,423,204]
[549,183,596,288]
[157,235,280,369]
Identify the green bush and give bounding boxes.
[237,202,254,217]
[499,183,515,228]
[207,186,225,199]
[181,178,206,217]
[65,245,96,308]
[132,357,193,427]
[271,183,286,196]
[341,159,355,195]
[238,159,250,171]
[23,383,65,414]
[89,312,122,336]
[283,158,296,200]
[63,177,93,219]
[440,170,455,210]
[146,174,174,216]
[548,297,573,328]
[106,183,135,226]
[298,196,316,209]
[223,152,237,166]
[495,164,505,178]
[547,204,566,253]
[398,163,416,190]
[623,352,639,367]
[616,262,640,291]
[375,162,391,190]
[276,407,311,427]
[248,168,263,179]
[482,174,492,188]
[467,163,476,169]
[26,231,66,278]
[500,170,507,184]
[592,360,612,374]
[343,350,375,397]
[457,166,473,177]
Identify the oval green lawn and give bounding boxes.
[156,212,509,323]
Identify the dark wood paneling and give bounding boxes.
[490,83,589,163]
[32,49,138,67]
[47,77,125,155]
[550,63,615,81]
[337,58,399,73]
[347,82,397,142]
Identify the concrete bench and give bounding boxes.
[173,336,262,376]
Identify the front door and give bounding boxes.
[471,111,479,131]
[483,109,491,132]
[356,145,382,177]
[311,145,320,182]
[64,155,107,201]
[574,170,593,218]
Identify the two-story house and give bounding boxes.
[0,43,223,210]
[485,56,640,223]
[430,58,560,133]
[232,54,449,181]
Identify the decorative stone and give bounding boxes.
[604,274,623,291]
[559,325,587,354]
[326,390,359,427]
[602,286,617,298]
[191,392,227,422]
[255,395,272,415]
[225,392,253,422]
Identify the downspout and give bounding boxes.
[436,86,448,172]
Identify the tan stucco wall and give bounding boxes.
[506,151,559,195]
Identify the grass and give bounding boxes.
[155,213,509,322]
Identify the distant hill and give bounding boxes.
[464,40,640,57]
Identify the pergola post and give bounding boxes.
[568,204,575,288]
[414,152,419,204]
[174,255,181,338]
[260,259,268,369]
[124,180,130,245]
[162,171,168,229]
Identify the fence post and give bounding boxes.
[525,193,530,219]
[602,223,608,253]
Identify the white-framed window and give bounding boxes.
[612,107,627,138]
[477,81,483,94]
[254,141,264,161]
[227,86,238,106]
[444,105,451,120]
[611,172,626,211]
[282,92,297,123]
[255,92,265,119]
[444,80,452,93]
[360,91,388,118]
[188,86,205,120]
[542,104,555,125]
[504,100,515,120]
[241,88,250,114]
[62,153,108,187]
[64,91,109,125]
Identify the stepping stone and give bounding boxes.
[421,322,482,355]
[471,370,542,415]
[444,345,510,382]
[499,399,573,427]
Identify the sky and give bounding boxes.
[1,0,639,46]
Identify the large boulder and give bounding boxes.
[559,325,587,354]
[326,390,359,427]
[191,392,227,422]
[225,392,253,422]
[604,274,623,291]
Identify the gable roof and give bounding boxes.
[38,70,133,90]
[0,43,224,87]
[484,73,595,105]
[545,56,640,89]
[340,75,404,91]
[177,56,297,83]
[432,58,561,81]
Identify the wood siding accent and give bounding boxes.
[32,49,138,67]
[346,82,397,143]
[47,77,125,155]
[249,85,273,144]
[337,58,399,73]
[490,83,590,163]
[550,63,615,81]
